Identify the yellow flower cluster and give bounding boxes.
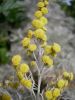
[34,29,47,42]
[45,88,60,100]
[45,70,74,100]
[11,0,74,99]
[12,55,21,66]
[44,43,61,57]
[22,37,30,48]
[12,55,32,89]
[28,44,37,52]
[63,71,74,81]
[42,55,53,66]
[21,78,32,89]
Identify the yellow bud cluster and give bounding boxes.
[21,37,30,48]
[28,44,37,52]
[12,55,21,66]
[45,88,60,100]
[44,43,61,57]
[42,55,53,66]
[45,69,74,100]
[63,71,74,81]
[12,55,32,89]
[21,78,32,89]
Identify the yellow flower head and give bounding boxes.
[45,90,53,99]
[52,43,61,53]
[21,79,32,89]
[34,11,43,18]
[69,72,74,81]
[22,37,30,47]
[32,19,44,29]
[37,2,44,8]
[28,44,37,52]
[40,16,48,25]
[42,55,53,66]
[63,71,70,78]
[44,45,52,54]
[27,30,34,38]
[57,79,65,88]
[2,94,11,100]
[34,29,47,41]
[19,63,29,74]
[44,0,49,6]
[12,55,21,66]
[53,88,60,97]
[17,71,24,80]
[41,7,48,15]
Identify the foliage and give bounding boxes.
[0,0,29,64]
[57,0,75,18]
[0,0,27,26]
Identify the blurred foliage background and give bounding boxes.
[0,0,30,64]
[57,0,75,18]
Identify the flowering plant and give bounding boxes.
[0,0,74,100]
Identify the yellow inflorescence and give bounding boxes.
[57,79,65,88]
[34,10,43,18]
[42,55,53,66]
[37,2,45,8]
[53,88,60,98]
[28,44,37,52]
[11,0,74,99]
[52,43,61,53]
[32,19,44,29]
[22,37,30,47]
[21,78,32,89]
[34,29,47,41]
[41,7,48,15]
[44,45,52,54]
[19,63,29,74]
[12,55,21,66]
[40,16,48,25]
[45,90,53,99]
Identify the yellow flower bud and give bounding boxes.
[37,2,44,8]
[45,90,53,99]
[42,55,53,66]
[40,16,48,25]
[41,7,48,15]
[12,55,21,66]
[19,63,29,74]
[21,79,32,89]
[57,79,65,88]
[32,19,44,29]
[21,37,30,47]
[53,88,60,97]
[52,43,61,53]
[34,11,43,18]
[28,44,37,52]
